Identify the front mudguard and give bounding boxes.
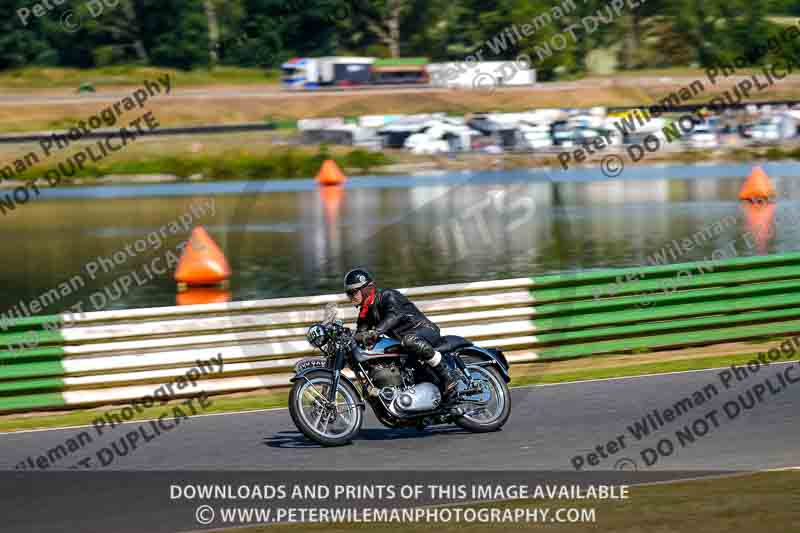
[455,346,511,383]
[289,368,367,409]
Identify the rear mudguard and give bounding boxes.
[289,368,366,409]
[455,346,511,383]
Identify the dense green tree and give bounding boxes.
[0,0,60,68]
[219,0,344,66]
[127,0,211,69]
[350,0,414,57]
[0,0,787,75]
[769,0,800,15]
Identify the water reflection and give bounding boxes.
[176,287,232,306]
[2,168,799,314]
[742,202,776,254]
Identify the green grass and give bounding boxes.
[0,66,279,89]
[225,471,799,532]
[11,147,393,183]
[4,138,796,186]
[512,351,800,387]
[1,349,797,434]
[265,117,299,130]
[588,64,787,78]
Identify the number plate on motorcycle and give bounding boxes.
[294,357,327,373]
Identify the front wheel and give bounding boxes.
[288,372,363,446]
[454,366,511,433]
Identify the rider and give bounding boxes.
[344,268,460,401]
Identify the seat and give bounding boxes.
[435,335,473,354]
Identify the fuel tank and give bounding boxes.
[353,337,405,363]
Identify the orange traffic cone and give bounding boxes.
[739,166,775,202]
[315,159,347,186]
[175,226,231,287]
[177,287,232,306]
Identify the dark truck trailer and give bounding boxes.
[319,57,375,86]
[333,63,371,85]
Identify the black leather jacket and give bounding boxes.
[356,288,438,340]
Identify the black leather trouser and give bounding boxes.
[400,325,441,363]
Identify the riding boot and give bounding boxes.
[430,353,459,402]
[401,333,460,401]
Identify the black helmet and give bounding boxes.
[344,268,374,296]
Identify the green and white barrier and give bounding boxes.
[3,252,800,413]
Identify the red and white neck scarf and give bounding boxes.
[358,286,376,319]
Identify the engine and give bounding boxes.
[366,360,403,389]
[366,360,441,417]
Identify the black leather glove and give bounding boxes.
[354,329,379,347]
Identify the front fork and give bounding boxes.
[317,346,350,423]
[328,346,346,403]
[295,349,345,415]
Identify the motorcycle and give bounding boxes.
[288,304,512,446]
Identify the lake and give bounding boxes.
[2,161,799,315]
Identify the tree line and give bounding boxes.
[1,0,798,79]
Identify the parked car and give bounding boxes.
[738,123,755,138]
[573,127,603,146]
[550,120,576,147]
[751,114,797,143]
[688,122,719,149]
[518,121,553,150]
[403,119,480,154]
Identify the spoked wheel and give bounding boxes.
[454,366,511,432]
[288,372,363,446]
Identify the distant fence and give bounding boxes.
[2,252,800,413]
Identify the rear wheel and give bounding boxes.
[454,366,511,433]
[289,372,363,446]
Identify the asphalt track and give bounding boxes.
[1,364,798,471]
[0,365,798,532]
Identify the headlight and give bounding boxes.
[307,324,328,348]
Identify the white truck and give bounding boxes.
[281,57,375,88]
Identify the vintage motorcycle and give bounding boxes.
[288,304,512,446]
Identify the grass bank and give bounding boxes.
[4,141,393,184]
[0,66,277,91]
[1,127,799,187]
[0,348,796,434]
[225,471,799,533]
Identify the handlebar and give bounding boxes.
[320,321,354,356]
[327,321,352,338]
